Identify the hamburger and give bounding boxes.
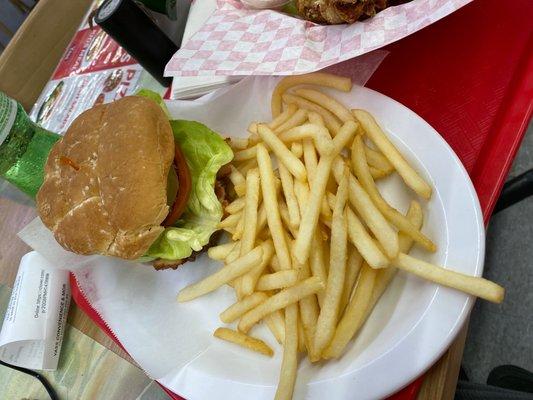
[36,93,233,269]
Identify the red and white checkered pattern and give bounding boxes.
[165,0,471,77]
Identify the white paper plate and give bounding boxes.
[43,77,483,400]
[156,77,485,400]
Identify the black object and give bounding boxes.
[488,365,533,394]
[95,0,178,87]
[455,380,533,400]
[493,169,533,214]
[0,360,58,400]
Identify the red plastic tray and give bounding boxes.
[70,0,533,398]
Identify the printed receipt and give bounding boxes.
[0,251,70,370]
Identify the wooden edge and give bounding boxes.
[417,321,469,399]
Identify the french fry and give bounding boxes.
[279,201,299,239]
[295,88,354,123]
[248,122,259,135]
[325,191,380,263]
[229,137,249,150]
[293,179,309,213]
[270,255,281,272]
[322,262,377,359]
[318,222,330,241]
[279,161,300,230]
[208,242,237,261]
[332,120,358,154]
[345,206,389,269]
[353,109,432,199]
[293,255,319,356]
[297,312,307,353]
[225,197,246,214]
[309,232,327,307]
[269,103,298,130]
[283,93,341,136]
[293,157,332,264]
[256,270,299,291]
[307,111,325,127]
[394,253,505,303]
[234,183,246,197]
[371,201,423,307]
[249,133,261,146]
[257,124,307,182]
[225,241,242,264]
[238,277,325,333]
[303,138,318,180]
[323,202,423,359]
[233,145,257,162]
[214,328,274,357]
[271,72,352,117]
[351,135,436,252]
[340,247,363,314]
[312,170,349,359]
[178,245,264,302]
[302,136,331,219]
[240,168,260,255]
[293,121,358,265]
[229,165,246,195]
[265,310,286,344]
[220,292,269,323]
[370,166,392,180]
[241,240,275,296]
[274,108,308,133]
[275,304,298,400]
[364,144,393,173]
[332,157,399,259]
[256,203,267,234]
[233,215,244,241]
[256,144,292,271]
[220,226,234,237]
[219,212,241,228]
[290,142,303,159]
[237,159,258,176]
[279,124,334,156]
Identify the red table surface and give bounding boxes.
[71,0,533,399]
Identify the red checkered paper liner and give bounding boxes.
[165,0,471,77]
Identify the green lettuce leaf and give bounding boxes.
[145,120,233,260]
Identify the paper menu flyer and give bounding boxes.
[0,252,70,370]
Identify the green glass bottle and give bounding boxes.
[0,92,60,199]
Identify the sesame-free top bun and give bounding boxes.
[36,96,175,260]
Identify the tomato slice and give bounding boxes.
[163,144,192,227]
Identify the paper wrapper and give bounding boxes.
[17,54,384,399]
[165,0,470,77]
[0,252,70,370]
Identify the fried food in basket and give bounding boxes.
[295,0,409,24]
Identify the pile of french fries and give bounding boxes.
[177,73,505,400]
